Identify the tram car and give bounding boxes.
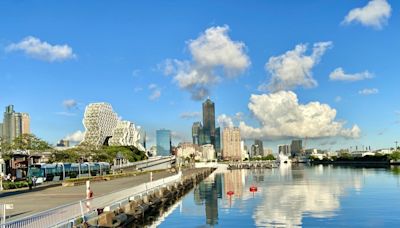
[28,162,111,183]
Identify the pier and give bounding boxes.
[227,161,276,170]
[0,168,214,228]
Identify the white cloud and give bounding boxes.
[334,96,342,103]
[148,84,161,100]
[217,114,234,128]
[329,67,373,81]
[134,87,143,93]
[132,69,141,77]
[148,84,158,90]
[343,0,391,29]
[64,130,84,142]
[63,99,78,109]
[189,25,250,77]
[162,25,250,100]
[149,89,161,100]
[6,36,76,62]
[261,42,332,92]
[180,112,201,119]
[55,111,76,117]
[234,112,244,121]
[358,88,379,95]
[239,91,361,139]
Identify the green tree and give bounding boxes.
[11,134,52,151]
[389,151,400,161]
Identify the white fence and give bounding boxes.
[3,172,182,228]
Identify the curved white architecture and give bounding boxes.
[109,120,144,150]
[81,103,119,146]
[81,102,145,151]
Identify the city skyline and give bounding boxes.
[1,1,399,151]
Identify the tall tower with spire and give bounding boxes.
[202,98,216,145]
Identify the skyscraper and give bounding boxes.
[156,129,171,156]
[203,98,215,145]
[251,139,264,157]
[291,139,303,157]
[215,127,221,155]
[278,144,291,155]
[3,105,16,143]
[21,113,30,134]
[192,122,202,145]
[222,127,241,161]
[192,98,221,157]
[2,105,30,144]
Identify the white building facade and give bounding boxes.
[81,102,144,150]
[201,144,216,161]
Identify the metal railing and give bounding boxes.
[112,156,175,170]
[3,172,182,228]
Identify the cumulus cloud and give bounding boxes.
[162,25,250,100]
[148,84,161,101]
[180,112,201,119]
[239,91,361,139]
[260,42,332,92]
[358,88,379,95]
[343,0,391,29]
[6,36,76,62]
[329,67,373,81]
[217,114,234,128]
[64,130,84,142]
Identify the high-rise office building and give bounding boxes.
[255,139,264,156]
[202,98,216,144]
[192,122,202,145]
[291,139,303,157]
[3,105,15,143]
[215,127,221,155]
[222,127,241,160]
[278,144,291,155]
[0,123,3,139]
[192,98,221,157]
[156,129,171,156]
[2,105,31,144]
[21,113,30,134]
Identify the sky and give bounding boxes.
[0,0,399,152]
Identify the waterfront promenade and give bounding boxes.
[0,169,202,222]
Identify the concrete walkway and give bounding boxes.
[0,169,205,222]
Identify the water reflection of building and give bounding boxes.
[193,173,223,225]
[223,170,245,198]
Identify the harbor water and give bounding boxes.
[154,165,400,227]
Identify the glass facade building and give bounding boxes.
[156,129,171,156]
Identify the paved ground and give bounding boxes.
[0,168,208,221]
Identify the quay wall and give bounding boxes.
[79,168,215,228]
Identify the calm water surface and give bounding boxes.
[155,165,400,227]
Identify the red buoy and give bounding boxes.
[250,185,258,197]
[249,186,258,192]
[227,190,234,196]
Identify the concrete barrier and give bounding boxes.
[91,168,215,227]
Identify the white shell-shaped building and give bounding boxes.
[109,120,144,150]
[81,102,145,151]
[81,103,119,146]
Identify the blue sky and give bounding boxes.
[0,0,399,151]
